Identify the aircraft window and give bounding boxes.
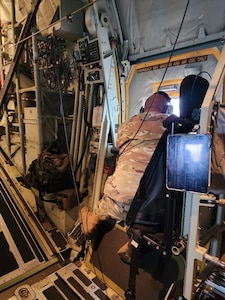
[170,98,180,116]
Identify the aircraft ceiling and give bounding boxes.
[0,0,225,63]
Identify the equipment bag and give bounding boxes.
[27,150,71,194]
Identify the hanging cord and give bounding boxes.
[53,41,81,207]
[190,71,211,99]
[4,1,97,54]
[197,71,212,81]
[184,71,211,123]
[119,0,191,157]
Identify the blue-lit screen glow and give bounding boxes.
[167,134,211,193]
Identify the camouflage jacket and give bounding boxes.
[103,112,168,208]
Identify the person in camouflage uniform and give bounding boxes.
[81,91,171,234]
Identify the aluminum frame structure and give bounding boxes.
[182,43,225,300]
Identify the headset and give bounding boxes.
[139,91,171,113]
[157,91,171,113]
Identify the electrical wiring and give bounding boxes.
[53,42,81,208]
[3,0,97,54]
[119,0,191,157]
[190,72,210,111]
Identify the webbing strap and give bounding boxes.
[125,231,142,300]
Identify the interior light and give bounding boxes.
[159,84,179,92]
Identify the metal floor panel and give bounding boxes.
[86,225,186,300]
[0,177,47,287]
[9,263,123,300]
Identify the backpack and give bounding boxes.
[27,151,71,193]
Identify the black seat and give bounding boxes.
[126,128,183,256]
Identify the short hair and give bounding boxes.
[144,91,171,113]
[156,91,171,102]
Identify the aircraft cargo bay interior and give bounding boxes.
[0,1,225,299]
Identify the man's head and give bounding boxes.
[144,91,171,113]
